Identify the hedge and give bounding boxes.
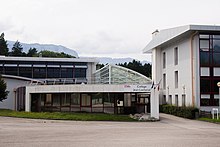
[159,104,199,119]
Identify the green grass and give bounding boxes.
[199,117,220,123]
[0,109,136,121]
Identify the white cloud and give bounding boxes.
[1,0,220,62]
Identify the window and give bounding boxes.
[175,95,178,106]
[174,47,178,65]
[163,95,166,104]
[163,74,166,90]
[214,68,220,76]
[168,95,172,105]
[200,79,210,93]
[200,67,210,76]
[182,94,186,107]
[75,68,87,78]
[175,71,178,88]
[163,52,166,69]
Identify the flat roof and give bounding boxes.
[0,56,99,63]
[143,24,220,53]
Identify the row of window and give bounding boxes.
[199,34,220,106]
[162,47,178,69]
[163,94,186,107]
[0,66,87,79]
[163,71,178,90]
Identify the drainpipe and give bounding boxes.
[190,31,198,107]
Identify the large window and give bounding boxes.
[199,34,220,106]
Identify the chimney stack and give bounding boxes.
[152,29,159,38]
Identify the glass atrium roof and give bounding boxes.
[94,64,152,84]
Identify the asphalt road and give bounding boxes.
[0,114,220,147]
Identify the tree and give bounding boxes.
[0,75,8,102]
[27,48,38,57]
[118,59,152,78]
[10,41,24,56]
[37,50,75,58]
[0,33,9,56]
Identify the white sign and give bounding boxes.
[123,84,151,92]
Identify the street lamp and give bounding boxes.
[217,82,220,112]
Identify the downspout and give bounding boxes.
[190,31,198,107]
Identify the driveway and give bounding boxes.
[0,113,220,147]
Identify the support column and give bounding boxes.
[25,89,31,112]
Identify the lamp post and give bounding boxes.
[217,82,220,112]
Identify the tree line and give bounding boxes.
[0,33,75,58]
[97,60,152,78]
[118,60,152,78]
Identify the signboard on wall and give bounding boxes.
[123,84,151,92]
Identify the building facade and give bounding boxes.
[0,56,97,110]
[143,25,220,111]
[0,56,156,117]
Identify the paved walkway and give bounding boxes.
[0,114,220,147]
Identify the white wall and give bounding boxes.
[155,35,200,107]
[0,78,30,110]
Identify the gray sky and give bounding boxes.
[1,0,220,61]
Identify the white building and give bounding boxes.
[0,56,158,118]
[143,25,220,112]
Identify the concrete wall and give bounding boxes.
[0,78,31,110]
[153,34,200,107]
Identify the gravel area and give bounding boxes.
[0,113,220,147]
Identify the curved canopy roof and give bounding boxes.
[94,64,152,84]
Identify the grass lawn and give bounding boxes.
[199,117,220,123]
[0,109,136,121]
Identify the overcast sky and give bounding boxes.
[1,0,220,61]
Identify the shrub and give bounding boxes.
[160,104,199,119]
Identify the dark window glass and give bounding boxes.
[47,68,60,78]
[33,68,46,78]
[5,67,18,76]
[19,67,32,78]
[213,53,220,66]
[200,52,209,66]
[213,40,220,52]
[200,79,211,93]
[52,94,60,107]
[200,99,210,106]
[75,68,86,78]
[61,68,73,78]
[71,93,80,105]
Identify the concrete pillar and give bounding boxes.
[25,90,31,112]
[150,48,160,119]
[150,89,159,119]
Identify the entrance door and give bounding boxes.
[136,93,150,113]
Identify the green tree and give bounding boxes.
[118,59,152,78]
[27,48,38,57]
[10,41,24,56]
[0,75,9,102]
[38,50,75,58]
[0,33,9,56]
